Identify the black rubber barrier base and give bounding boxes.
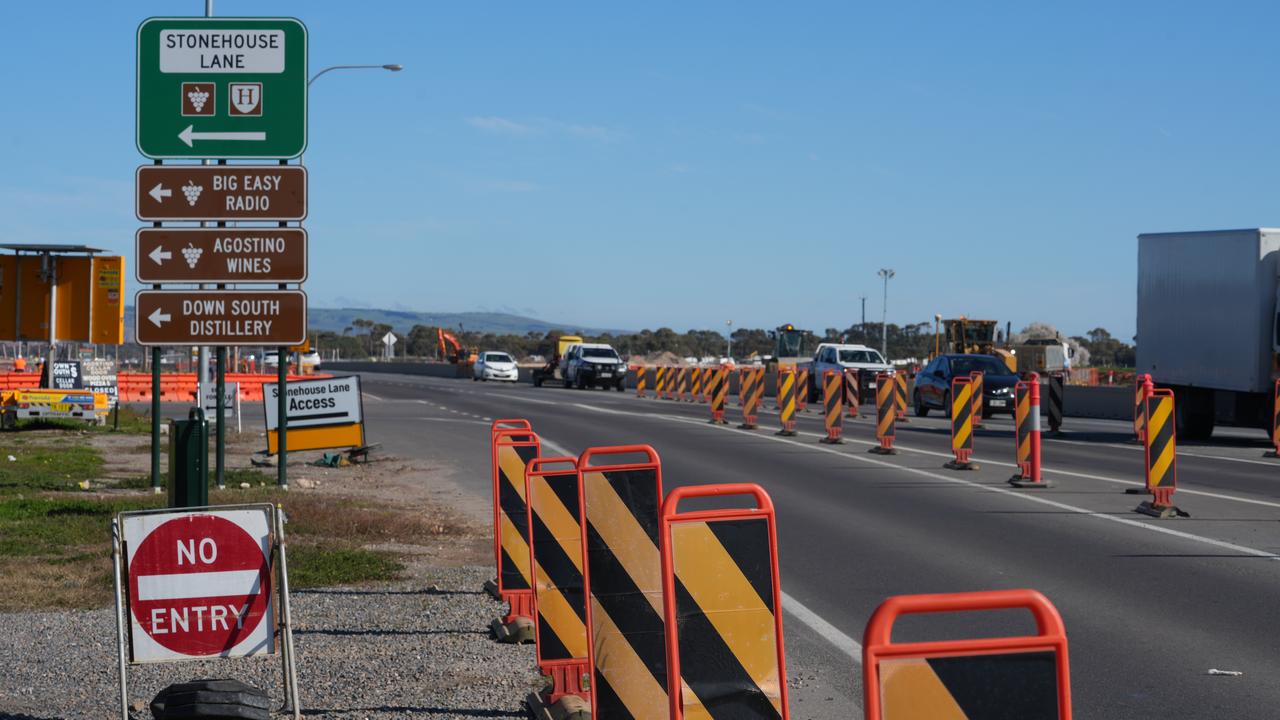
[775,430,797,437]
[1009,476,1054,489]
[526,691,591,720]
[819,437,844,445]
[868,446,898,455]
[1264,450,1279,458]
[483,579,501,600]
[708,418,729,425]
[491,617,535,644]
[1135,501,1190,519]
[1123,487,1145,495]
[944,460,981,471]
[738,423,758,430]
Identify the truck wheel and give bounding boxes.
[1176,385,1215,440]
[534,376,543,387]
[913,391,929,417]
[942,391,952,418]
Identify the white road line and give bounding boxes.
[415,417,488,425]
[363,392,386,402]
[780,591,863,663]
[539,437,575,458]
[664,414,1280,561]
[488,394,561,406]
[1048,435,1280,467]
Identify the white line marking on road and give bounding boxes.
[539,437,575,458]
[414,417,488,425]
[487,394,561,406]
[780,591,863,663]
[363,392,386,402]
[665,415,1280,561]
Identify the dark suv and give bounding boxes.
[912,354,1019,417]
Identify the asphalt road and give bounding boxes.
[338,371,1280,718]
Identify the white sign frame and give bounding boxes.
[112,503,300,719]
[263,374,363,430]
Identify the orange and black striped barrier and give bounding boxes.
[869,372,897,454]
[969,371,985,430]
[739,367,763,429]
[525,456,590,715]
[678,366,690,402]
[690,366,703,403]
[490,419,541,641]
[579,445,669,720]
[1047,371,1065,434]
[702,367,715,404]
[657,366,670,399]
[635,366,648,398]
[659,484,789,720]
[487,419,533,599]
[945,377,979,470]
[843,368,860,418]
[1269,379,1280,458]
[776,368,798,436]
[1009,373,1050,488]
[821,370,843,444]
[862,589,1072,720]
[795,367,809,412]
[894,372,910,423]
[708,367,729,424]
[1136,388,1187,518]
[1132,374,1151,441]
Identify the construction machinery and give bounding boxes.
[933,316,1016,372]
[437,328,477,365]
[767,324,810,368]
[532,335,584,387]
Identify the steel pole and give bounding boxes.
[215,346,226,489]
[881,277,888,359]
[150,346,161,492]
[277,345,288,488]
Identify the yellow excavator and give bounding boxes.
[932,316,1017,372]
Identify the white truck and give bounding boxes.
[1137,228,1280,438]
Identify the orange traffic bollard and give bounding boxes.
[869,373,897,454]
[945,377,979,470]
[739,367,763,429]
[795,367,809,413]
[708,367,729,424]
[635,365,647,398]
[820,370,843,444]
[777,368,798,436]
[1009,373,1050,488]
[1136,388,1187,518]
[894,373,910,423]
[969,371,985,430]
[843,368,860,418]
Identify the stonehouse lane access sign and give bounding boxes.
[136,228,307,284]
[123,507,274,662]
[264,375,365,454]
[137,18,307,159]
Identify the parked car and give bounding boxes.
[563,343,627,391]
[473,351,519,382]
[913,353,1019,417]
[807,343,895,401]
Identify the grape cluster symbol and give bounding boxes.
[187,87,210,113]
[181,181,203,206]
[182,244,203,269]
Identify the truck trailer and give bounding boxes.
[1136,228,1280,439]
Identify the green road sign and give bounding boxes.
[137,17,307,159]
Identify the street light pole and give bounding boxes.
[309,64,403,87]
[877,268,895,359]
[726,320,733,360]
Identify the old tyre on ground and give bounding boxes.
[151,679,271,720]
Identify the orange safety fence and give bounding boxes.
[0,372,334,403]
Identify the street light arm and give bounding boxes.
[308,64,403,87]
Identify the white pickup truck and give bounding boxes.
[806,343,895,401]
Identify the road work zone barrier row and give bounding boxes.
[863,589,1072,720]
[489,419,539,641]
[485,420,1073,719]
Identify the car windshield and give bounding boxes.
[950,356,1014,377]
[583,348,619,360]
[839,349,884,364]
[486,353,513,363]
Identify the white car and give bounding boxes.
[474,351,519,382]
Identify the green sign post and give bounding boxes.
[137,17,307,159]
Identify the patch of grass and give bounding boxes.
[285,544,404,588]
[0,444,103,493]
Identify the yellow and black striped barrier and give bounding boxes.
[1270,379,1280,458]
[490,422,541,641]
[870,373,897,454]
[709,367,729,424]
[894,373,910,423]
[1047,372,1064,434]
[678,366,690,402]
[821,370,843,444]
[1132,374,1150,442]
[525,456,591,713]
[740,367,763,429]
[635,366,648,398]
[844,368,860,418]
[657,366,669,400]
[945,377,979,470]
[777,368,798,436]
[1136,389,1186,518]
[659,484,789,720]
[1009,375,1050,489]
[690,367,703,403]
[579,445,669,720]
[795,367,809,413]
[863,589,1072,720]
[968,371,985,430]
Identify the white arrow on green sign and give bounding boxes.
[136,17,307,159]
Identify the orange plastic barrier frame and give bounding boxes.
[490,419,538,615]
[862,589,1072,720]
[659,483,789,720]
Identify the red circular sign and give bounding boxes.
[128,514,272,656]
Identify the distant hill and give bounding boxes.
[123,306,631,341]
[307,308,631,336]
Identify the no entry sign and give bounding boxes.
[123,507,274,662]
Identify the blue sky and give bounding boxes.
[4,1,1280,341]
